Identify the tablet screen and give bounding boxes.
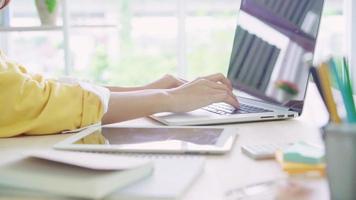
[73,127,224,146]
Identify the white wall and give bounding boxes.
[344,0,356,93]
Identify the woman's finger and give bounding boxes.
[204,79,235,98]
[194,79,238,107]
[224,96,240,108]
[176,77,188,85]
[203,73,233,89]
[210,89,240,108]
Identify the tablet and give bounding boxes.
[54,126,238,154]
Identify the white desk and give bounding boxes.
[0,83,330,200]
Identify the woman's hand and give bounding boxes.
[102,73,238,124]
[166,74,239,113]
[107,73,232,92]
[199,73,233,90]
[144,74,186,90]
[145,73,233,90]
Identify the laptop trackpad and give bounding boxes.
[153,109,218,121]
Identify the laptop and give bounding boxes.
[152,0,325,126]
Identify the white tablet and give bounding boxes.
[54,126,238,154]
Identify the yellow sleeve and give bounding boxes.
[0,55,104,137]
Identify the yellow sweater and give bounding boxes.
[0,51,104,137]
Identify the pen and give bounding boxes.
[310,66,327,109]
[318,63,341,124]
[340,58,356,123]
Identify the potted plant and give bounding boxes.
[35,0,58,26]
[275,80,299,102]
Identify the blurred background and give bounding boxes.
[0,0,345,86]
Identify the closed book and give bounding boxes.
[0,151,153,199]
[260,46,280,91]
[232,32,255,80]
[109,156,205,200]
[0,156,204,200]
[291,0,308,25]
[244,40,268,86]
[228,26,245,78]
[250,42,274,89]
[228,27,248,80]
[238,37,262,84]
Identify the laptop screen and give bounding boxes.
[227,0,324,114]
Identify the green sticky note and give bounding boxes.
[283,142,325,165]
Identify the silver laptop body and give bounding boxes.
[152,0,324,126]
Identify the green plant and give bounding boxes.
[90,46,110,84]
[275,80,299,96]
[45,0,57,13]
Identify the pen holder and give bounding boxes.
[322,123,356,200]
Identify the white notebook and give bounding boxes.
[108,156,205,200]
[0,155,205,200]
[0,151,153,199]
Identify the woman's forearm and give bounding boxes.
[102,73,239,124]
[105,86,146,92]
[102,90,171,124]
[105,74,186,92]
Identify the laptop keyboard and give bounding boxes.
[202,103,272,115]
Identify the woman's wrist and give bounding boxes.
[162,88,182,113]
[152,89,174,113]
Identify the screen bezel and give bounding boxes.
[228,0,325,115]
[54,126,238,154]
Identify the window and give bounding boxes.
[314,0,344,62]
[0,0,346,86]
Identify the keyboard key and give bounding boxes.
[202,103,272,115]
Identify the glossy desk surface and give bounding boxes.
[0,83,330,200]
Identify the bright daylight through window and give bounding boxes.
[0,0,345,86]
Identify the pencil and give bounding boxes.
[318,63,341,124]
[341,58,356,123]
[310,66,327,108]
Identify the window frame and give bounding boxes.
[0,0,189,78]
